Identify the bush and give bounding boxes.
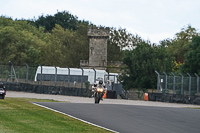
[85,81,90,89]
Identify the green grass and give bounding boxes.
[185,107,200,109]
[0,98,111,133]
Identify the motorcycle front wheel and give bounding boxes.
[94,93,100,104]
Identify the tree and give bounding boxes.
[107,27,144,61]
[159,38,172,47]
[0,15,90,67]
[41,24,89,67]
[120,42,174,90]
[0,17,46,66]
[180,36,200,75]
[167,25,198,63]
[34,11,79,32]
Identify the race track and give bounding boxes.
[34,102,200,133]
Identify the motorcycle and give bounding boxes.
[93,86,105,104]
[0,83,6,99]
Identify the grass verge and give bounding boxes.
[0,97,111,133]
[185,107,200,109]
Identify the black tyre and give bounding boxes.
[95,96,99,104]
[98,97,100,104]
[94,93,100,104]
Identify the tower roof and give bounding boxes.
[88,25,110,37]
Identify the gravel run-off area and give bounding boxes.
[5,91,200,108]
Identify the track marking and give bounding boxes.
[33,103,119,133]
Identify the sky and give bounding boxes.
[1,0,200,44]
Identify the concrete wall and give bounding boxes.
[4,82,92,97]
[148,93,200,105]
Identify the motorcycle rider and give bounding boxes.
[92,78,107,100]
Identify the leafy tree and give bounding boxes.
[40,24,67,66]
[0,16,89,67]
[41,24,89,67]
[107,27,144,61]
[167,25,198,63]
[180,36,200,75]
[159,38,172,47]
[33,11,79,32]
[120,42,174,90]
[0,17,46,66]
[109,27,143,50]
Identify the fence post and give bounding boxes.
[194,73,199,96]
[93,68,96,84]
[155,70,160,93]
[179,73,184,95]
[81,68,84,89]
[9,61,18,83]
[171,72,175,94]
[9,61,13,82]
[187,73,191,96]
[38,64,42,86]
[54,66,57,87]
[163,72,168,93]
[106,68,109,80]
[25,63,29,83]
[66,66,70,87]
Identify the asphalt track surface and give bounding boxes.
[34,102,200,133]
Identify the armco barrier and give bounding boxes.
[148,92,200,105]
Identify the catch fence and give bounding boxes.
[0,64,88,88]
[155,71,199,96]
[0,64,123,98]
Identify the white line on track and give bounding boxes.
[32,103,119,133]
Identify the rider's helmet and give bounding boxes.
[99,80,103,85]
[94,83,97,87]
